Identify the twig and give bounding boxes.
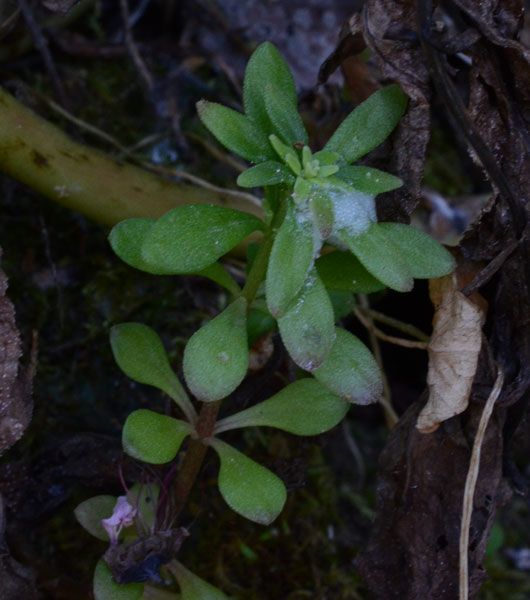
[144,163,262,208]
[358,295,399,427]
[187,131,247,173]
[341,421,365,488]
[18,0,69,107]
[357,306,431,343]
[119,0,154,93]
[44,96,129,153]
[354,307,429,350]
[43,96,262,208]
[459,367,504,600]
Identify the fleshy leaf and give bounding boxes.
[183,298,249,402]
[266,202,316,317]
[214,378,348,435]
[277,272,335,371]
[309,188,335,239]
[336,166,403,194]
[93,560,143,600]
[243,42,298,137]
[377,223,455,278]
[109,219,240,293]
[197,101,275,162]
[122,409,191,464]
[75,495,117,541]
[264,83,308,145]
[313,328,383,404]
[109,218,173,274]
[328,290,356,320]
[172,561,228,600]
[247,308,277,347]
[237,161,294,188]
[141,205,264,274]
[312,150,340,165]
[315,251,386,293]
[208,438,286,525]
[269,134,294,164]
[110,323,193,420]
[323,85,408,163]
[338,222,413,292]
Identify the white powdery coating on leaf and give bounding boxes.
[330,186,376,237]
[294,200,324,258]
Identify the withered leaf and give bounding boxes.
[416,274,485,433]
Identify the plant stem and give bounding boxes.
[171,401,221,520]
[241,195,288,305]
[171,192,288,520]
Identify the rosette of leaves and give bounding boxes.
[198,41,454,372]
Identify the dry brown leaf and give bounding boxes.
[416,274,485,433]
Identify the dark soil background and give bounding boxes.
[1,1,529,599]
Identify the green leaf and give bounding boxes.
[109,219,241,294]
[264,83,307,145]
[197,101,275,162]
[75,495,117,541]
[195,262,241,295]
[338,222,413,292]
[278,272,335,371]
[328,290,356,320]
[110,323,193,420]
[93,560,143,600]
[266,201,317,317]
[237,161,294,188]
[214,378,348,435]
[172,561,228,600]
[243,42,298,137]
[208,438,286,525]
[269,133,296,165]
[247,308,277,347]
[377,223,455,278]
[141,205,264,274]
[309,188,335,239]
[312,150,340,165]
[313,328,383,404]
[315,251,386,293]
[122,409,192,464]
[336,166,403,194]
[109,218,172,274]
[323,85,408,163]
[183,298,249,402]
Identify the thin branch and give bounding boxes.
[354,307,429,350]
[341,421,365,488]
[119,0,154,93]
[146,163,262,208]
[459,367,504,600]
[186,131,248,173]
[18,0,69,107]
[357,306,431,343]
[358,295,399,428]
[45,96,129,153]
[43,96,262,208]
